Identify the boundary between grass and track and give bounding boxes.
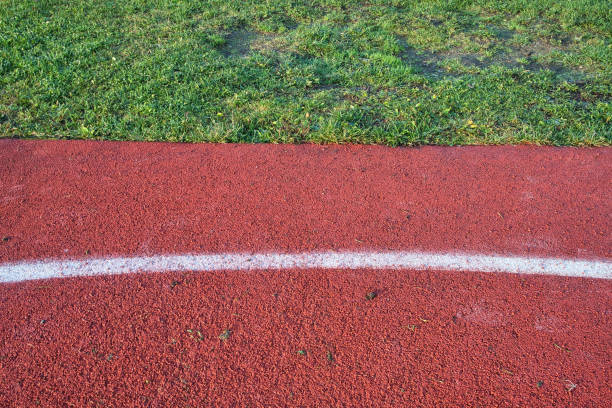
[0,251,610,283]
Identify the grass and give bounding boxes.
[0,0,610,145]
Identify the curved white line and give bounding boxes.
[0,251,610,283]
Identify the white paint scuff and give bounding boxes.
[0,251,610,283]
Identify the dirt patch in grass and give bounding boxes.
[399,41,454,78]
[398,26,585,82]
[220,30,280,58]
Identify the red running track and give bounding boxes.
[0,140,611,406]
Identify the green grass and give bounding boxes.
[1,0,610,145]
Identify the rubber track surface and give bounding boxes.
[1,140,611,407]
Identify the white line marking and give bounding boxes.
[0,251,610,283]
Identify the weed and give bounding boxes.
[365,291,378,300]
[219,329,231,341]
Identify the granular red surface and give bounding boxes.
[0,140,611,406]
[1,140,610,262]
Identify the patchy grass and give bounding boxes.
[0,0,610,145]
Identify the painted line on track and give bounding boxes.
[0,251,610,283]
